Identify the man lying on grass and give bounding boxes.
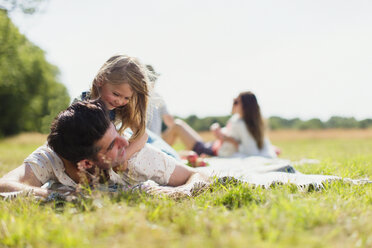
[0,100,207,198]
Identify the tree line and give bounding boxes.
[0,9,70,137]
[1,2,371,137]
[177,115,372,132]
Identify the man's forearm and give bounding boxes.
[185,171,210,185]
[167,171,210,198]
[0,180,50,198]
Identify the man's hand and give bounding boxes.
[0,164,50,198]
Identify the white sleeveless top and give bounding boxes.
[218,114,277,158]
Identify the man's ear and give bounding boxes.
[77,159,94,171]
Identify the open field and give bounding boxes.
[1,130,372,248]
[199,128,372,141]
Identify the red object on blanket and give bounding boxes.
[187,153,198,163]
[184,153,209,167]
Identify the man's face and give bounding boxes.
[94,123,129,170]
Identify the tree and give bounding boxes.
[359,119,372,129]
[181,115,230,132]
[0,10,70,136]
[268,116,301,130]
[325,116,359,129]
[0,0,46,14]
[294,118,324,130]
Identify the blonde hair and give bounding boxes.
[90,54,150,141]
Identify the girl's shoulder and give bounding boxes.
[229,114,244,125]
[229,113,240,121]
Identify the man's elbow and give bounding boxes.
[167,171,194,187]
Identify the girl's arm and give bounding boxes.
[210,123,223,140]
[211,122,239,148]
[126,132,149,159]
[221,135,240,149]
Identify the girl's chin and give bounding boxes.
[105,103,115,110]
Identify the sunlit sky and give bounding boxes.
[9,0,372,120]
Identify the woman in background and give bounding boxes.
[163,91,279,158]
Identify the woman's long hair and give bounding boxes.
[90,55,149,141]
[239,91,265,149]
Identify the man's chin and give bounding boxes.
[113,162,127,172]
[95,162,113,171]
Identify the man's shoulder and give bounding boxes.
[24,144,61,167]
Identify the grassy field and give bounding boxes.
[1,130,372,248]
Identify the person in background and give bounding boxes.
[163,91,279,159]
[145,64,175,139]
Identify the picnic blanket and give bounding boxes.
[144,156,372,198]
[197,156,337,188]
[1,157,370,200]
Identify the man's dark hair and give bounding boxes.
[47,100,111,164]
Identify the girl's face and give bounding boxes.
[98,82,133,110]
[232,96,243,116]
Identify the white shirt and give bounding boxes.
[125,144,176,185]
[26,143,176,188]
[146,92,170,136]
[218,114,277,158]
[25,144,127,188]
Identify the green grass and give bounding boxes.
[1,132,372,248]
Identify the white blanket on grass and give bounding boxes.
[1,156,370,200]
[196,156,340,189]
[138,156,371,198]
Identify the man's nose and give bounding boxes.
[119,136,129,147]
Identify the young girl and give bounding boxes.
[76,54,179,160]
[76,54,194,185]
[163,91,278,158]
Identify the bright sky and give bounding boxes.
[9,0,372,120]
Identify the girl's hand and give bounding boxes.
[210,123,224,140]
[126,132,148,159]
[210,122,220,132]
